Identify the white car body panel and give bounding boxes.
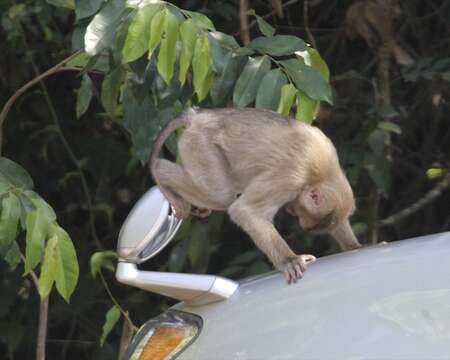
[173,232,450,359]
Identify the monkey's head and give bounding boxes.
[285,174,360,250]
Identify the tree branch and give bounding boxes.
[239,0,251,45]
[19,252,48,360]
[99,271,137,332]
[379,172,450,227]
[0,51,81,154]
[303,0,318,49]
[36,296,49,360]
[237,0,300,37]
[118,312,134,360]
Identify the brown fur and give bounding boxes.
[150,108,361,283]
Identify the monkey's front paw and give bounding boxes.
[283,254,316,284]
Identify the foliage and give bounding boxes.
[0,0,449,358]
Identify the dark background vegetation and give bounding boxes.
[1,0,449,358]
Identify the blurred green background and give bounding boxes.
[0,0,449,358]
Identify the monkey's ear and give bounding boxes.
[305,186,325,207]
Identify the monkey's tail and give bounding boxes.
[149,109,194,181]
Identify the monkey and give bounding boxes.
[150,108,362,283]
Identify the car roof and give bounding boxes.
[174,232,450,359]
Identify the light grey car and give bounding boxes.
[117,187,450,359]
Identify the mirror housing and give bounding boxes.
[116,186,238,305]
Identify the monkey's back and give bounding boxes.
[181,108,339,192]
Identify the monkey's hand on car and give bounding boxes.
[282,255,317,284]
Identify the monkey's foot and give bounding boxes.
[191,206,212,218]
[283,254,316,284]
[170,199,192,219]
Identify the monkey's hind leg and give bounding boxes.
[178,132,236,211]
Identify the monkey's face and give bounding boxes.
[285,184,345,234]
[285,200,334,234]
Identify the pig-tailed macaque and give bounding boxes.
[150,108,361,283]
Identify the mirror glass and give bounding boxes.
[117,186,182,263]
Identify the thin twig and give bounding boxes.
[239,0,251,45]
[303,0,318,49]
[19,252,48,360]
[235,0,300,36]
[0,54,81,154]
[36,296,49,360]
[368,0,394,244]
[99,271,137,332]
[379,172,450,227]
[118,312,134,360]
[20,252,39,288]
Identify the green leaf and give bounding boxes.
[24,196,56,275]
[157,9,179,84]
[368,129,387,156]
[0,182,9,196]
[234,47,254,56]
[16,191,35,230]
[249,35,307,56]
[122,4,161,63]
[84,0,127,56]
[188,221,210,272]
[38,235,58,300]
[233,56,271,107]
[169,240,189,272]
[24,208,50,275]
[100,305,121,346]
[75,0,103,20]
[66,52,110,72]
[0,193,21,257]
[122,85,165,163]
[255,68,287,110]
[8,4,26,19]
[101,66,126,117]
[426,167,444,179]
[208,31,239,50]
[295,90,320,124]
[23,191,57,221]
[378,121,402,135]
[192,32,213,101]
[182,10,215,30]
[365,154,390,195]
[0,157,33,189]
[280,59,333,104]
[52,226,79,303]
[277,83,297,115]
[4,241,21,269]
[208,33,231,72]
[76,74,94,119]
[46,0,74,9]
[247,9,275,37]
[296,48,330,81]
[148,8,165,56]
[211,54,246,106]
[179,19,198,85]
[90,250,117,278]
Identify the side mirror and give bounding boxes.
[116,186,238,305]
[117,186,182,264]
